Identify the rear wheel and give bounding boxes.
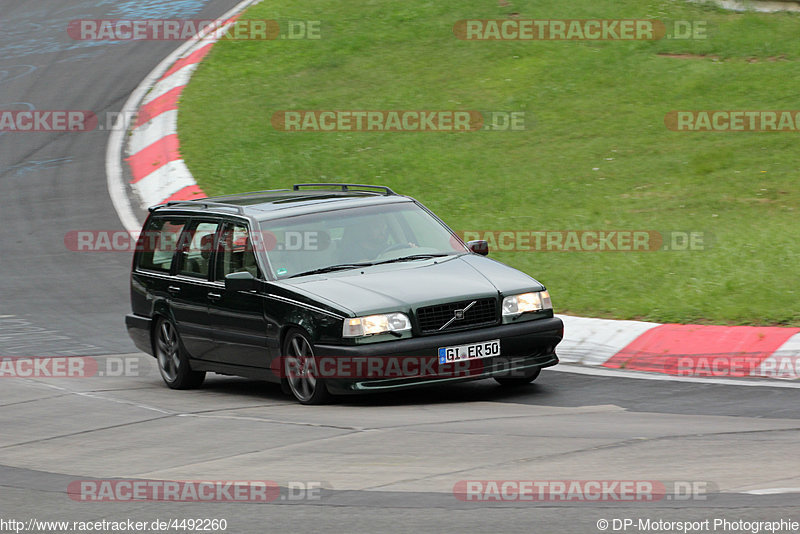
[283,328,332,405]
[154,317,205,389]
[494,367,541,386]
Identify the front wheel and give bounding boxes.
[154,317,205,389]
[494,367,541,386]
[283,328,332,405]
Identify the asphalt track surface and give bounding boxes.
[0,2,798,533]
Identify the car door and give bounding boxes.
[206,220,271,368]
[169,219,221,361]
[131,215,188,321]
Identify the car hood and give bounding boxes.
[276,254,544,316]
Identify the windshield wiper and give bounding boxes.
[372,253,451,265]
[287,254,451,278]
[288,262,375,278]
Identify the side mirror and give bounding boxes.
[225,271,257,292]
[467,240,489,256]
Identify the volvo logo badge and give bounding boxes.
[439,301,477,331]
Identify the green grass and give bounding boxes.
[178,0,800,326]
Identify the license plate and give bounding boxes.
[438,339,501,364]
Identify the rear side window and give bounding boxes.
[136,217,187,272]
[177,221,220,279]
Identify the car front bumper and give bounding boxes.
[315,316,563,394]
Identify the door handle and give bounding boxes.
[167,285,181,293]
[207,292,222,300]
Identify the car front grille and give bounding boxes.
[416,298,498,334]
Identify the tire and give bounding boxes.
[153,317,205,389]
[282,328,332,405]
[494,367,541,386]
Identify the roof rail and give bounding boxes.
[205,188,292,199]
[292,183,396,196]
[151,200,246,215]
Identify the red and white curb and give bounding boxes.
[106,0,261,233]
[105,0,799,384]
[558,315,800,380]
[126,42,212,206]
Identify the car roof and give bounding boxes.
[149,184,416,222]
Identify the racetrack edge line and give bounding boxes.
[105,0,262,235]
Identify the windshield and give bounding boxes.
[259,202,467,279]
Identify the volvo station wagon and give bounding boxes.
[126,184,563,404]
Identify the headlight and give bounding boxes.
[502,291,552,317]
[342,312,412,337]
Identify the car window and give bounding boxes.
[136,217,187,273]
[215,222,261,281]
[177,221,220,279]
[400,208,459,250]
[262,202,466,279]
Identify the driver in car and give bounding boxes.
[345,220,415,262]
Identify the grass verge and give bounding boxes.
[179,0,800,325]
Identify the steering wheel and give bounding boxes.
[378,242,415,256]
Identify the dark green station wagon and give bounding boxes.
[126,184,562,404]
